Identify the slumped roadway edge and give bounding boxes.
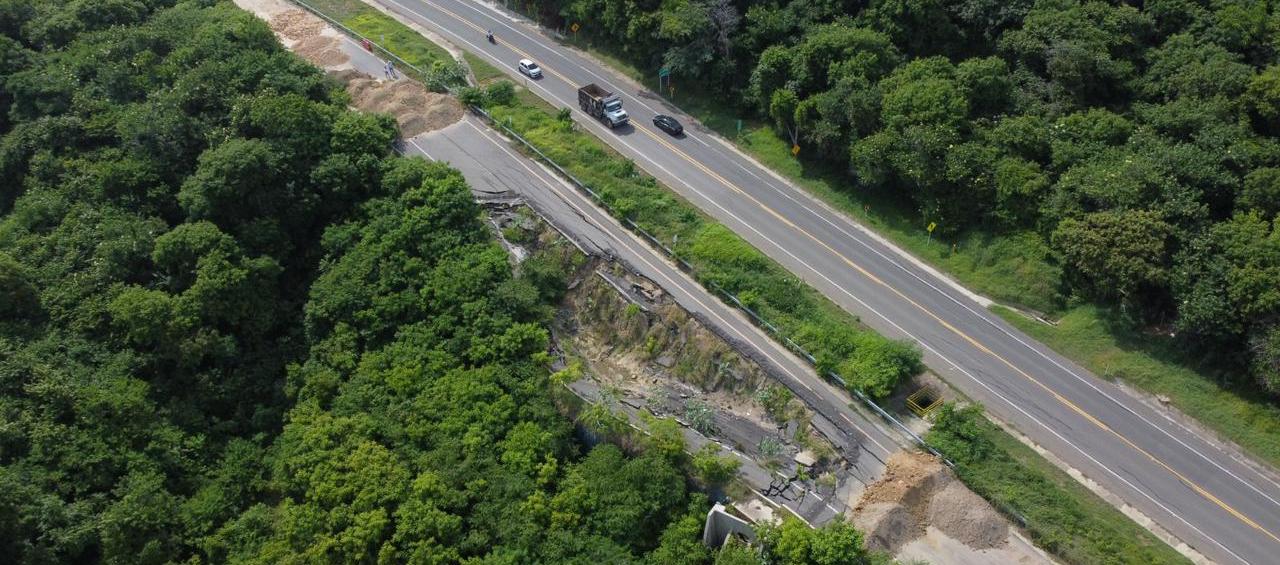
[406,116,902,485]
[358,0,1280,562]
[268,5,899,526]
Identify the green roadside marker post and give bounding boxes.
[658,66,670,91]
[736,119,742,137]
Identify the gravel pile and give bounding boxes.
[294,35,349,67]
[928,480,1009,550]
[338,70,463,136]
[269,10,326,41]
[854,451,1008,552]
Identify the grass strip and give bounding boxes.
[475,85,921,398]
[563,33,1280,485]
[274,5,1188,561]
[298,0,451,70]
[928,404,1191,565]
[464,52,506,84]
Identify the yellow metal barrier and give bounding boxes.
[906,386,943,417]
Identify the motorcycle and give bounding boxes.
[486,31,495,44]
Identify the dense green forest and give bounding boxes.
[0,1,882,563]
[523,0,1280,394]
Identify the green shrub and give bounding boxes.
[485,81,516,106]
[480,95,922,399]
[927,403,1189,564]
[458,86,486,107]
[692,444,742,487]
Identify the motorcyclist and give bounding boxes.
[486,30,494,43]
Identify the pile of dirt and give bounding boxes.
[337,71,463,136]
[853,451,1007,553]
[269,9,326,41]
[294,35,349,67]
[856,502,921,551]
[858,451,951,507]
[928,480,1009,550]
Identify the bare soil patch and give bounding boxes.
[295,35,349,67]
[331,69,463,136]
[854,451,1007,552]
[269,9,326,41]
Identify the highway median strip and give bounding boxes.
[288,1,1195,562]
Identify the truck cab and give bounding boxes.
[578,83,629,128]
[601,96,628,128]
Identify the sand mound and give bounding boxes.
[295,35,348,67]
[270,9,326,41]
[859,451,951,507]
[928,480,1008,549]
[334,71,463,137]
[854,451,1009,552]
[855,502,921,552]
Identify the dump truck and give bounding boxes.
[577,83,629,128]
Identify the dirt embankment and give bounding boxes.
[854,451,1008,553]
[259,9,462,137]
[336,70,463,137]
[269,9,350,68]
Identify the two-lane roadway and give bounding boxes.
[367,0,1280,561]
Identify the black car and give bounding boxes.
[652,114,683,136]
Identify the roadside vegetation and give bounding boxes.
[465,82,923,399]
[298,0,465,89]
[928,404,1191,565]
[494,0,1280,484]
[513,0,1280,467]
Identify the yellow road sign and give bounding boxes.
[791,144,800,156]
[927,222,937,233]
[571,22,580,32]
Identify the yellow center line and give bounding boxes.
[423,0,1279,547]
[428,1,573,84]
[629,122,1280,544]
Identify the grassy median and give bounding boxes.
[472,84,921,399]
[928,404,1191,565]
[298,0,452,69]
[280,3,1187,560]
[558,30,1280,494]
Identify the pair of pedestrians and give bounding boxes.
[382,60,398,80]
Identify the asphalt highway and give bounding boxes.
[317,15,898,526]
[368,0,1280,562]
[406,115,900,484]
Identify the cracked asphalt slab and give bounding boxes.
[407,116,903,479]
[366,0,1280,562]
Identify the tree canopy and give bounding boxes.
[0,1,727,562]
[522,0,1280,395]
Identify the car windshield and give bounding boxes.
[605,101,622,112]
[528,63,539,70]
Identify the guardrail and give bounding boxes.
[285,0,951,467]
[288,0,461,91]
[467,107,952,466]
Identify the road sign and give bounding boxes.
[791,144,800,156]
[927,222,937,233]
[659,67,670,78]
[571,22,580,32]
